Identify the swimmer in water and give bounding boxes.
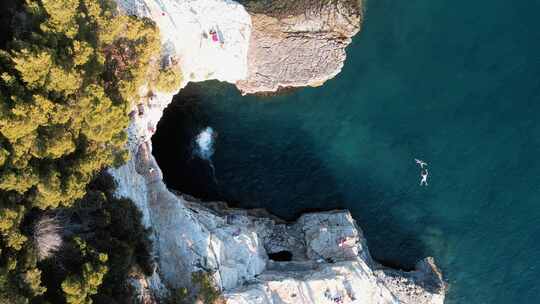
[415,158,428,168]
[420,168,429,186]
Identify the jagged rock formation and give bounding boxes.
[236,0,363,94]
[111,0,447,303]
[374,258,446,304]
[222,210,445,304]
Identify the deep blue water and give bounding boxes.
[152,0,540,302]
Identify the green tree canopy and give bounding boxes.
[0,0,179,302]
[0,0,164,210]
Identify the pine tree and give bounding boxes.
[0,0,178,302]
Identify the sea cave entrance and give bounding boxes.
[151,80,343,219]
[151,81,224,202]
[151,80,429,272]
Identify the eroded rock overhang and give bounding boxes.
[115,0,363,94]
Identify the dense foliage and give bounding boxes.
[1,170,154,304]
[39,172,153,304]
[0,0,179,303]
[0,0,160,211]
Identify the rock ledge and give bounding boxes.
[237,0,364,94]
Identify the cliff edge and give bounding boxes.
[110,0,447,303]
[237,0,363,94]
[116,0,362,94]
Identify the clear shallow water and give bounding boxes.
[152,0,540,302]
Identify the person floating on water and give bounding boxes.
[415,158,429,186]
[415,158,428,168]
[420,168,429,186]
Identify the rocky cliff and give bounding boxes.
[237,0,363,94]
[110,91,447,303]
[116,0,362,94]
[111,0,447,303]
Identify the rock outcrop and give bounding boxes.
[116,0,251,83]
[116,0,362,94]
[236,0,364,94]
[111,0,447,303]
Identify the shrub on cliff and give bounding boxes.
[78,172,153,302]
[32,214,63,261]
[60,239,109,304]
[192,271,221,304]
[165,271,221,304]
[155,65,183,93]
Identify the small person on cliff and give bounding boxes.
[209,29,219,43]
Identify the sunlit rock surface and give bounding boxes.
[110,0,446,303]
[111,86,268,291]
[115,0,362,93]
[115,0,251,83]
[236,0,364,94]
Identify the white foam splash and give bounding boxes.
[194,127,215,160]
[194,127,218,183]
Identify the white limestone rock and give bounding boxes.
[296,211,369,262]
[375,257,447,304]
[236,0,364,94]
[224,260,398,304]
[220,209,446,304]
[112,124,268,291]
[114,0,362,94]
[115,0,251,84]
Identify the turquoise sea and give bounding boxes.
[152,0,540,302]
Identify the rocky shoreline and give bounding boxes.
[109,87,448,303]
[111,132,447,303]
[110,0,447,303]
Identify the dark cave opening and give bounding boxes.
[151,82,223,201]
[268,250,293,262]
